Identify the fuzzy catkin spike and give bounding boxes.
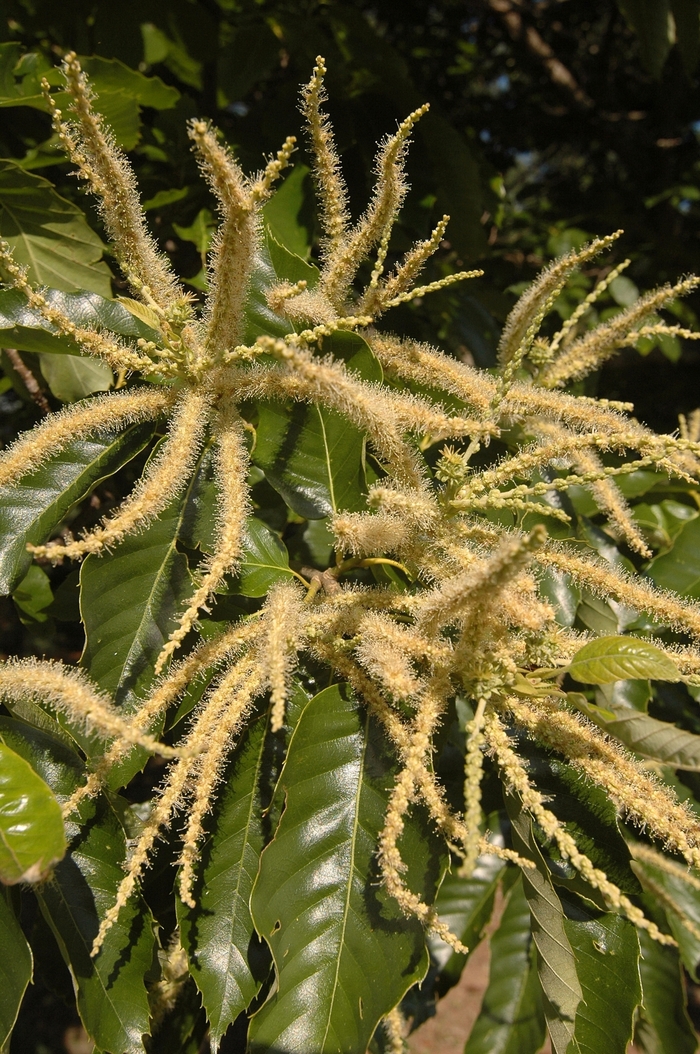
[299,57,351,257]
[52,55,181,310]
[0,387,172,489]
[262,583,306,732]
[156,410,250,672]
[497,230,623,366]
[484,709,675,945]
[0,660,186,760]
[30,388,210,563]
[188,119,261,357]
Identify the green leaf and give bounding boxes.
[428,840,505,987]
[568,636,680,685]
[636,928,698,1054]
[12,564,53,623]
[633,499,698,552]
[264,226,319,290]
[0,887,32,1047]
[464,875,546,1054]
[506,791,582,1054]
[0,287,160,356]
[538,567,581,627]
[561,893,641,1054]
[178,710,271,1049]
[253,400,368,519]
[0,741,66,884]
[80,457,197,707]
[263,166,313,258]
[233,517,297,598]
[248,683,439,1054]
[0,421,154,594]
[648,516,700,597]
[38,352,112,402]
[569,694,700,770]
[323,329,383,383]
[0,717,156,1054]
[79,56,179,146]
[0,160,112,296]
[617,0,673,77]
[173,208,216,254]
[242,231,296,344]
[670,0,700,74]
[632,847,700,980]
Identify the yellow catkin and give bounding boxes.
[91,655,260,956]
[496,231,623,366]
[156,410,250,671]
[61,621,261,818]
[262,583,306,732]
[178,660,265,907]
[0,388,172,488]
[53,55,181,310]
[0,660,185,759]
[507,695,700,871]
[188,120,263,356]
[30,388,210,562]
[460,697,488,878]
[383,1007,407,1054]
[484,709,675,945]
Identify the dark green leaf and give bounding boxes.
[506,791,582,1054]
[80,56,179,149]
[178,711,271,1049]
[322,329,383,383]
[0,161,112,296]
[253,400,367,519]
[38,352,112,402]
[617,0,673,77]
[428,843,505,988]
[636,928,698,1054]
[568,635,680,685]
[648,516,700,597]
[0,421,154,594]
[242,231,295,343]
[538,567,581,627]
[263,166,313,258]
[264,226,319,289]
[0,741,66,884]
[464,876,546,1054]
[0,887,32,1047]
[0,718,156,1054]
[12,564,53,623]
[569,693,700,771]
[561,893,641,1054]
[249,683,440,1054]
[632,846,700,980]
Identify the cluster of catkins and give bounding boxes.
[3,53,700,965]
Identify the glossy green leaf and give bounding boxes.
[263,166,313,258]
[633,499,698,552]
[648,516,700,597]
[242,230,296,343]
[428,842,505,987]
[0,287,160,357]
[568,635,680,685]
[178,711,271,1050]
[636,929,698,1054]
[516,736,640,898]
[0,717,156,1054]
[264,226,319,291]
[38,352,112,402]
[0,160,112,296]
[12,564,53,623]
[323,329,383,383]
[235,517,296,597]
[506,791,582,1054]
[80,462,198,707]
[464,875,546,1054]
[0,887,32,1047]
[249,683,439,1054]
[538,567,581,627]
[597,678,651,712]
[632,847,700,980]
[0,422,154,594]
[80,56,179,149]
[253,400,367,519]
[561,893,641,1054]
[569,693,700,771]
[0,741,66,884]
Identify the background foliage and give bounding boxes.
[3,2,700,1053]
